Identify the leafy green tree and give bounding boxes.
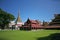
[0,8,15,29]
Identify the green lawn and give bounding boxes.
[0,30,60,40]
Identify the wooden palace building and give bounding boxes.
[20,18,44,30]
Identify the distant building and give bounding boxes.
[20,18,42,30]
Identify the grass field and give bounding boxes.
[0,30,60,40]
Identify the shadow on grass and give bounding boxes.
[0,38,8,40]
[37,33,60,40]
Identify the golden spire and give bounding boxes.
[16,9,22,23]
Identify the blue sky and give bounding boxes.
[0,0,60,22]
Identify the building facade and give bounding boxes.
[20,18,43,30]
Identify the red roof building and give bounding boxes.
[20,18,42,30]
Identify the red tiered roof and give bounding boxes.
[22,19,42,29]
[30,20,37,23]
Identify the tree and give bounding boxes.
[0,8,15,29]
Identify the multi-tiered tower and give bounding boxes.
[49,14,60,26]
[15,10,23,29]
